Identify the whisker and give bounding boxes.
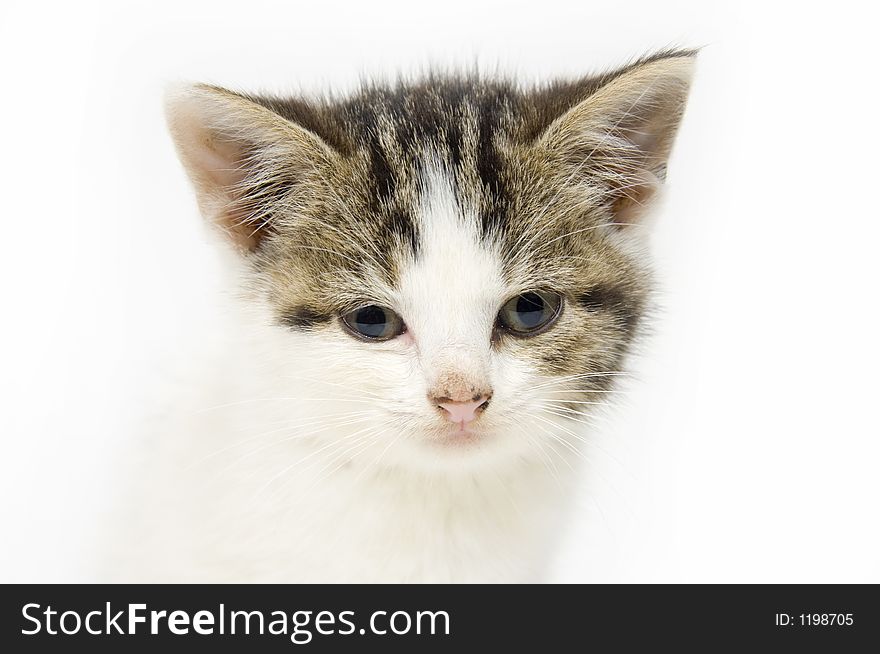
[352,430,403,483]
[541,399,606,406]
[529,371,632,391]
[220,412,381,474]
[186,409,379,469]
[251,423,381,498]
[276,376,386,401]
[534,408,630,472]
[536,404,612,427]
[284,430,383,501]
[525,432,567,492]
[192,396,378,415]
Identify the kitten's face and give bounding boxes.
[257,161,646,471]
[167,53,693,472]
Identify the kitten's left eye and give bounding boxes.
[497,291,563,336]
[341,305,405,341]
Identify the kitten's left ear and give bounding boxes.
[537,52,695,226]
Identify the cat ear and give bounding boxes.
[537,52,695,227]
[165,84,337,251]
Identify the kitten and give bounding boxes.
[116,50,694,582]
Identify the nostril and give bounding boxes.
[433,394,492,424]
[430,392,492,405]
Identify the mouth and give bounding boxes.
[431,422,485,447]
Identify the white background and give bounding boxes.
[1,0,878,582]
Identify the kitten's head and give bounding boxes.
[166,52,694,473]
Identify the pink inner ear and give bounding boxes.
[177,118,264,250]
[611,168,661,226]
[626,130,658,156]
[191,136,263,249]
[169,96,248,195]
[193,132,249,192]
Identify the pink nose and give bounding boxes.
[435,396,491,424]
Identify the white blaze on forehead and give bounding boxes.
[397,162,506,360]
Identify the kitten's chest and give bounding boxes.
[222,466,561,583]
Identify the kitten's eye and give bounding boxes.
[497,291,563,336]
[341,305,405,341]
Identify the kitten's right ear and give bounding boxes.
[165,84,336,252]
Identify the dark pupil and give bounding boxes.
[354,306,388,337]
[515,293,547,329]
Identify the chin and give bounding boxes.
[382,423,537,475]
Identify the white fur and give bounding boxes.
[109,163,588,583]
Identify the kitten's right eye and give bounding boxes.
[341,305,405,341]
